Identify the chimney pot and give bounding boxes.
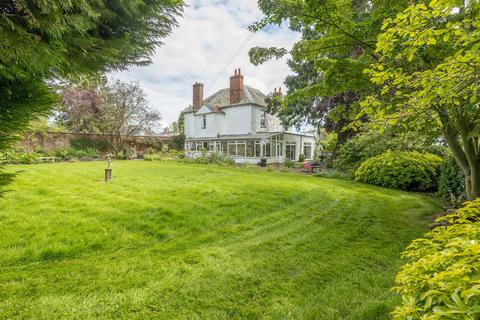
[273,86,283,98]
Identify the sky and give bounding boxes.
[109,0,300,129]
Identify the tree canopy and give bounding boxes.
[364,0,480,199]
[249,0,410,153]
[59,79,162,156]
[0,0,183,151]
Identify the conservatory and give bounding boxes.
[185,132,315,164]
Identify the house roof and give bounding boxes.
[182,86,267,113]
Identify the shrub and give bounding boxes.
[144,152,161,161]
[392,199,480,319]
[144,147,184,161]
[298,154,305,162]
[438,155,466,205]
[54,148,100,160]
[315,169,351,180]
[70,137,109,152]
[284,159,295,168]
[354,151,443,191]
[0,151,41,164]
[183,152,235,166]
[332,127,444,177]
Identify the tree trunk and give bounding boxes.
[437,107,480,200]
[463,154,480,200]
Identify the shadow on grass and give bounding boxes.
[0,169,17,198]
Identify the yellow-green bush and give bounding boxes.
[354,151,443,191]
[392,199,480,319]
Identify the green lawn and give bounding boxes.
[0,161,439,319]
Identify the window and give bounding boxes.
[237,141,246,157]
[265,142,271,157]
[260,111,266,128]
[208,141,220,152]
[201,115,206,129]
[276,141,283,157]
[221,141,228,154]
[255,141,261,158]
[227,141,247,157]
[195,142,204,151]
[286,142,296,160]
[303,142,312,160]
[246,141,255,157]
[228,141,236,156]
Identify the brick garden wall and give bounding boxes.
[20,132,178,155]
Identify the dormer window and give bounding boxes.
[201,115,206,129]
[260,111,266,128]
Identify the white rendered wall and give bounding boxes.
[222,105,253,135]
[184,113,195,139]
[185,104,300,139]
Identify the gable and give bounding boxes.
[195,105,213,115]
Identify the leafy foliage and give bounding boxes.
[183,152,235,166]
[249,0,410,153]
[0,0,183,152]
[284,159,295,168]
[70,137,110,153]
[355,151,443,191]
[144,146,184,161]
[392,199,480,319]
[334,125,442,177]
[59,79,162,156]
[438,155,466,205]
[53,148,100,160]
[0,150,42,164]
[363,0,480,199]
[0,0,183,80]
[0,79,58,151]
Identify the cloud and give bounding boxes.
[109,0,300,128]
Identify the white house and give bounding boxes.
[182,69,315,164]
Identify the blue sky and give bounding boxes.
[110,0,300,128]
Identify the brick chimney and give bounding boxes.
[230,68,244,104]
[192,82,204,111]
[273,87,283,98]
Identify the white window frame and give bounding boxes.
[285,141,296,160]
[201,115,206,129]
[227,140,246,157]
[303,142,313,160]
[260,111,266,128]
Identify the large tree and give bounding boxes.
[364,0,480,199]
[59,79,162,156]
[0,0,183,151]
[249,0,410,155]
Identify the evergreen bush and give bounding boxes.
[354,151,442,191]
